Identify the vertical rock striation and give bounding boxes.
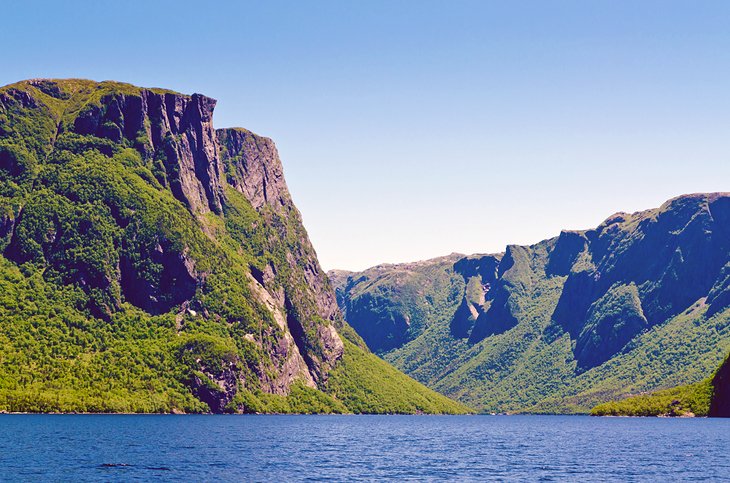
[72,88,226,215]
[216,128,289,210]
[217,127,344,387]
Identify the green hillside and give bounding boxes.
[332,194,730,413]
[0,78,468,414]
[590,351,730,417]
[590,380,713,417]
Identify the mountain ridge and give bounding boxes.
[0,78,467,414]
[331,192,730,413]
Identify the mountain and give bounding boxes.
[331,194,730,413]
[0,78,467,414]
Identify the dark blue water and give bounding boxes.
[1,415,729,482]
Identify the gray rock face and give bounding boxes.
[188,362,240,414]
[246,272,316,394]
[216,128,289,210]
[81,88,347,396]
[73,90,226,215]
[218,125,344,387]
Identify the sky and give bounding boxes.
[2,1,730,271]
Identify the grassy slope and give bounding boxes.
[334,255,464,353]
[413,287,730,414]
[0,79,467,414]
[329,340,470,414]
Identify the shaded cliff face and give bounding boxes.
[549,193,730,370]
[709,354,730,417]
[333,194,730,413]
[0,79,466,415]
[2,80,224,317]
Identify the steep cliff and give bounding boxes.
[0,79,467,414]
[332,194,730,413]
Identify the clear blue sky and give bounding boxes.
[3,1,730,270]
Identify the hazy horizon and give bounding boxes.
[3,0,729,271]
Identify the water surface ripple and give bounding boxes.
[1,414,728,481]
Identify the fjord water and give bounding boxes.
[1,415,728,481]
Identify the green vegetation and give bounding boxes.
[0,256,206,413]
[327,340,470,414]
[331,255,465,354]
[231,383,348,415]
[334,193,730,414]
[0,78,466,414]
[590,380,713,417]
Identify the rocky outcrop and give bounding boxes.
[574,283,648,370]
[0,79,351,409]
[551,269,596,339]
[450,297,480,338]
[247,273,316,394]
[338,195,730,360]
[468,246,533,343]
[448,255,499,338]
[217,128,290,210]
[707,263,730,317]
[339,289,411,353]
[549,193,730,369]
[329,255,466,353]
[0,87,37,110]
[119,241,198,315]
[546,230,587,276]
[218,124,344,387]
[188,364,240,414]
[0,79,473,416]
[73,89,225,215]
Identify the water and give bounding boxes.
[0,415,728,482]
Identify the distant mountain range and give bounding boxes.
[331,193,730,413]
